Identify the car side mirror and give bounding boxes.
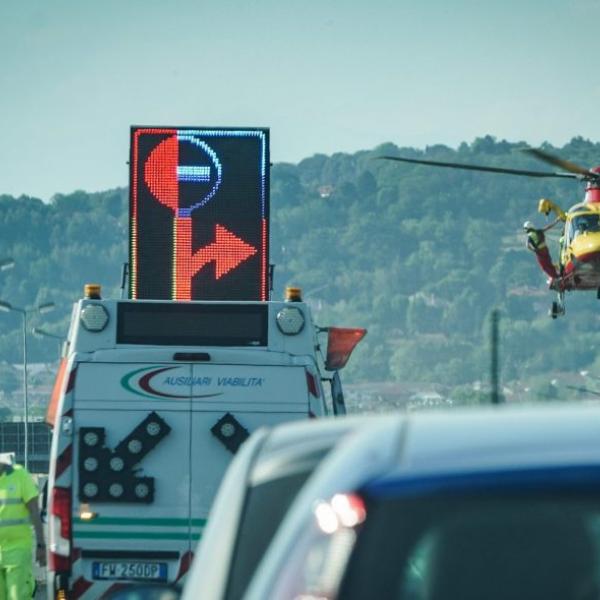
[101,584,181,600]
[330,370,346,416]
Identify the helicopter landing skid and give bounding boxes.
[550,292,566,319]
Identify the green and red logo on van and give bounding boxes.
[121,366,224,399]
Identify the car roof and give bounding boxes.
[395,404,600,479]
[250,403,600,507]
[250,416,376,486]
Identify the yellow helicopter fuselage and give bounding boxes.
[559,203,600,290]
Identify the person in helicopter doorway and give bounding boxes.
[523,220,562,288]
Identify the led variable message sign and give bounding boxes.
[130,127,269,300]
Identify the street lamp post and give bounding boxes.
[0,258,15,272]
[32,327,65,359]
[0,300,55,470]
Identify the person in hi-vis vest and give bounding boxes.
[0,453,45,600]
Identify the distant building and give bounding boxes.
[408,391,449,411]
[318,185,334,198]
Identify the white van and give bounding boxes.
[45,289,364,599]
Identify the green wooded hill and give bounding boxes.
[2,135,600,394]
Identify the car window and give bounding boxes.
[224,471,311,600]
[263,490,600,600]
[342,493,600,600]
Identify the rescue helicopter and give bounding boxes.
[379,148,600,319]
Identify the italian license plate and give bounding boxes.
[92,561,168,581]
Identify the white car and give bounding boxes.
[245,404,600,600]
[182,417,362,600]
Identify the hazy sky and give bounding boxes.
[1,0,599,199]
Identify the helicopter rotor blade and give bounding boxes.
[377,155,578,180]
[522,148,593,178]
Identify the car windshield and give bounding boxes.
[267,487,600,600]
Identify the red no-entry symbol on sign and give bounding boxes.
[130,127,270,301]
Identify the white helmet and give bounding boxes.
[0,452,15,465]
[523,221,535,231]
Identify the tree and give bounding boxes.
[2,135,600,392]
[0,406,12,421]
[0,364,19,396]
[450,386,489,406]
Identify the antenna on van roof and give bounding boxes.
[120,263,129,299]
[269,264,275,299]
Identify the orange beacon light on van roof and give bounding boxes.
[285,287,303,302]
[84,284,102,299]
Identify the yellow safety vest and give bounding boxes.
[0,465,38,549]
